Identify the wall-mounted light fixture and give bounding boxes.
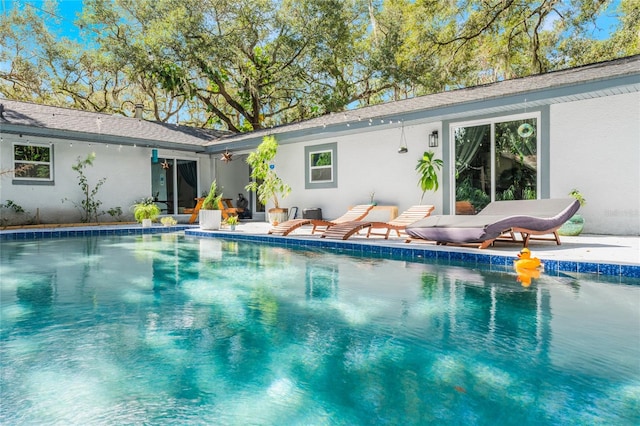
[428,130,439,148]
[152,148,158,163]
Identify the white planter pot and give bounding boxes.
[141,219,152,228]
[199,209,222,230]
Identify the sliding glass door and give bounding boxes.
[151,158,198,214]
[453,115,538,213]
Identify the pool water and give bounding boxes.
[1,234,639,425]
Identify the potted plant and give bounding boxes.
[225,215,239,231]
[132,197,161,227]
[558,189,586,236]
[245,135,291,225]
[416,151,444,204]
[199,180,223,230]
[160,216,177,226]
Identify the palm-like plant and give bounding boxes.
[202,180,222,210]
[245,135,291,209]
[416,151,444,203]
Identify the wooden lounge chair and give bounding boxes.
[321,205,435,240]
[188,197,205,224]
[188,197,242,223]
[405,198,580,248]
[268,204,374,236]
[219,198,243,220]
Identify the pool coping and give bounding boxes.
[1,224,638,279]
[184,229,640,280]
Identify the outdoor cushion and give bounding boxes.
[405,198,580,246]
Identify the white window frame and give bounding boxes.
[305,142,337,189]
[309,149,334,183]
[12,142,54,182]
[449,111,541,208]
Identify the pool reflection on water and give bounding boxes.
[1,234,639,425]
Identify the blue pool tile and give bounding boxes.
[343,243,359,253]
[449,251,465,262]
[401,248,414,259]
[476,254,491,266]
[437,251,450,262]
[460,252,477,264]
[358,245,372,256]
[421,249,438,260]
[558,261,578,273]
[3,226,637,280]
[367,244,381,255]
[599,263,621,276]
[490,255,509,267]
[577,262,599,274]
[621,264,640,278]
[543,260,559,274]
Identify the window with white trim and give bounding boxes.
[310,150,333,183]
[305,143,337,189]
[452,113,539,212]
[13,143,53,181]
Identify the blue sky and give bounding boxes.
[2,0,623,42]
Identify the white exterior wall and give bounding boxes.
[213,154,251,204]
[1,136,212,224]
[0,136,150,223]
[274,123,443,221]
[551,92,640,235]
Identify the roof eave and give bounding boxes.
[0,124,208,153]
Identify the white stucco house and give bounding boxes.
[1,55,639,235]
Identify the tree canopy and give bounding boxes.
[1,0,638,132]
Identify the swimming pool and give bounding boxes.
[1,234,638,425]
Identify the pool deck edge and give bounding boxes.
[1,224,638,279]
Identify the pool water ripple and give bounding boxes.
[1,234,639,425]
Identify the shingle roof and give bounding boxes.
[1,55,638,153]
[0,100,228,150]
[210,54,640,150]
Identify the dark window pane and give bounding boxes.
[311,152,332,167]
[311,168,332,182]
[495,118,537,201]
[455,124,491,211]
[14,145,50,162]
[15,163,50,179]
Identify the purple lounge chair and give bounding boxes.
[405,198,580,248]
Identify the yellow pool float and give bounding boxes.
[514,248,541,269]
[514,248,542,287]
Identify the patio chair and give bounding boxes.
[218,199,241,221]
[405,198,580,248]
[320,205,435,240]
[268,204,374,236]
